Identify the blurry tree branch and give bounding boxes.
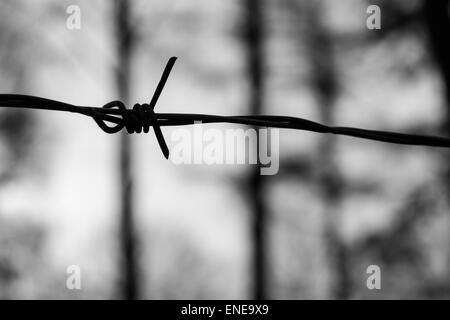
[113,0,140,300]
[243,0,268,300]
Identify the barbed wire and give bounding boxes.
[1,57,450,159]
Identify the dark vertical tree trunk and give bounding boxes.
[114,0,139,300]
[244,0,267,300]
[424,0,450,147]
[423,0,450,294]
[304,0,350,299]
[424,1,450,120]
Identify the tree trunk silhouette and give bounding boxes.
[424,1,450,143]
[244,0,267,300]
[423,0,450,294]
[304,0,350,299]
[114,0,139,300]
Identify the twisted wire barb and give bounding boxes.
[1,56,450,159]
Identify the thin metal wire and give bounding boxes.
[1,56,450,159]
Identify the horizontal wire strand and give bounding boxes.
[1,57,450,159]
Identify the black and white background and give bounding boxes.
[0,0,449,301]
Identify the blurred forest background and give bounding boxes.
[0,0,449,299]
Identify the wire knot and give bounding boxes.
[91,100,169,158]
[123,103,156,134]
[89,57,178,159]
